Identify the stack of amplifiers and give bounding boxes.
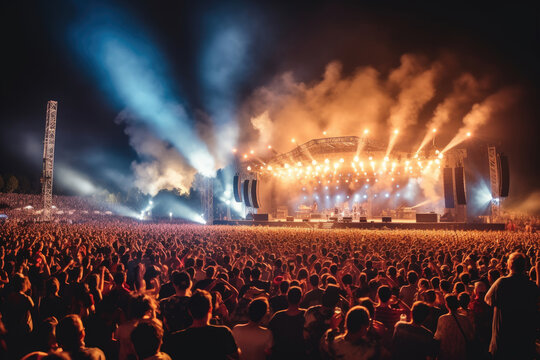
[416,213,439,223]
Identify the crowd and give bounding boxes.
[0,222,538,360]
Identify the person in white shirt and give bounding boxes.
[232,297,273,360]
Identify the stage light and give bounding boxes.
[363,195,367,199]
[250,150,254,154]
[432,128,437,133]
[385,193,389,198]
[375,179,378,182]
[232,148,237,153]
[467,132,471,137]
[438,153,443,159]
[243,154,248,159]
[397,193,400,197]
[435,149,440,154]
[247,166,251,171]
[326,195,329,199]
[149,200,153,205]
[291,138,296,143]
[336,195,340,199]
[366,178,370,182]
[365,185,369,189]
[396,184,400,188]
[267,145,272,149]
[304,196,307,200]
[339,158,344,163]
[368,156,373,161]
[394,129,399,135]
[384,156,389,162]
[297,162,302,166]
[364,129,369,135]
[323,131,327,135]
[312,160,317,165]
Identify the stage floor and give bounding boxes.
[213,219,505,231]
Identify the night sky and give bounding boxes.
[1,1,538,212]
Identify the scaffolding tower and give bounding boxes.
[487,145,500,219]
[41,100,58,220]
[200,176,213,224]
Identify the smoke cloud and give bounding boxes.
[117,111,197,196]
[443,87,518,153]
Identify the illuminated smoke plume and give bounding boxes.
[417,73,483,153]
[442,88,518,153]
[118,112,197,196]
[241,61,392,152]
[386,55,439,156]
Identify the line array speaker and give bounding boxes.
[499,154,510,197]
[382,216,392,223]
[233,175,242,203]
[443,167,455,208]
[454,167,466,205]
[243,180,251,207]
[251,179,260,208]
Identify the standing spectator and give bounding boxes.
[131,320,171,360]
[56,314,105,360]
[304,284,341,359]
[162,289,239,359]
[159,271,192,334]
[399,271,418,308]
[392,301,437,360]
[232,298,273,360]
[269,279,289,314]
[269,286,306,360]
[485,252,540,360]
[300,274,324,308]
[434,295,474,360]
[374,285,408,345]
[322,306,379,360]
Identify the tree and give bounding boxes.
[0,174,4,192]
[5,175,19,193]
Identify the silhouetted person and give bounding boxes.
[485,252,539,360]
[56,314,105,360]
[162,289,239,359]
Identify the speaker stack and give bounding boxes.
[498,154,510,197]
[382,216,392,223]
[443,167,455,208]
[454,167,467,205]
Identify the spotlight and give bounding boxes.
[312,160,317,165]
[394,129,399,135]
[432,128,437,133]
[323,131,327,135]
[267,145,272,149]
[247,166,251,171]
[385,193,389,198]
[232,148,237,153]
[466,132,471,137]
[243,154,248,159]
[363,195,367,199]
[291,138,296,143]
[364,129,369,135]
[250,150,254,154]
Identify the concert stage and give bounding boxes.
[213,219,505,231]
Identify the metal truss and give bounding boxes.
[41,101,57,220]
[487,145,500,218]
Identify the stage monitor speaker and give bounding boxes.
[454,167,466,205]
[443,167,455,208]
[253,213,268,221]
[359,217,367,223]
[302,218,309,222]
[251,179,260,208]
[329,217,338,222]
[342,216,352,223]
[416,213,438,223]
[499,154,510,197]
[310,213,322,219]
[243,180,252,207]
[286,216,294,222]
[233,175,242,202]
[382,216,392,223]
